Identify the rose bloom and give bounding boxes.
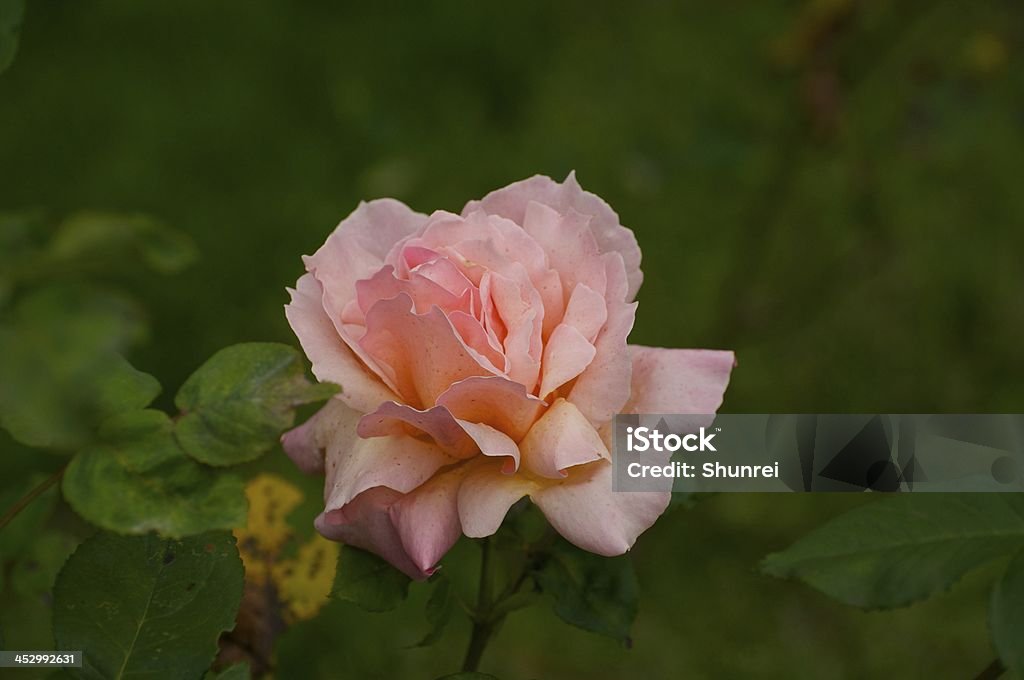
[282,173,734,579]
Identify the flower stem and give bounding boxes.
[462,537,495,672]
[0,464,66,533]
[460,530,546,672]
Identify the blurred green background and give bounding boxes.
[1,1,1022,678]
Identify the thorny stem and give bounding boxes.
[0,464,67,532]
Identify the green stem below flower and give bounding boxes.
[462,537,495,672]
[460,526,553,672]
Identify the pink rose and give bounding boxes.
[282,173,734,579]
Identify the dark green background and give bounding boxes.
[1,1,1022,678]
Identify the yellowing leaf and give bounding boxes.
[273,536,340,622]
[233,473,336,623]
[236,473,303,584]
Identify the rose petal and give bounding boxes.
[398,245,442,273]
[521,202,607,299]
[488,268,542,391]
[355,265,470,318]
[436,376,546,442]
[323,432,455,513]
[357,401,476,458]
[532,460,670,556]
[305,198,428,322]
[285,274,400,413]
[402,210,478,254]
[561,283,608,343]
[454,420,521,473]
[448,310,506,373]
[359,294,498,408]
[281,397,359,475]
[482,212,550,281]
[624,347,736,416]
[412,255,476,299]
[388,466,466,576]
[602,251,629,305]
[535,268,565,341]
[315,487,425,580]
[472,211,565,340]
[538,324,596,399]
[457,460,536,538]
[567,301,637,424]
[358,400,521,470]
[477,272,507,346]
[520,398,609,479]
[464,171,643,300]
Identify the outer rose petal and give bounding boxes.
[624,346,736,416]
[285,274,400,413]
[323,432,455,513]
[315,487,425,580]
[464,171,643,301]
[281,396,359,474]
[304,198,428,317]
[317,468,466,580]
[388,467,465,576]
[303,201,430,394]
[532,460,670,556]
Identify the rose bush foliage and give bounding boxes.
[282,173,735,579]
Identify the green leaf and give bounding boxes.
[48,212,198,275]
[174,343,337,466]
[331,545,410,612]
[762,495,1024,609]
[435,673,500,680]
[991,549,1024,677]
[0,0,24,75]
[533,538,638,643]
[203,663,251,680]
[62,410,247,537]
[53,531,244,680]
[414,574,454,647]
[0,285,158,450]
